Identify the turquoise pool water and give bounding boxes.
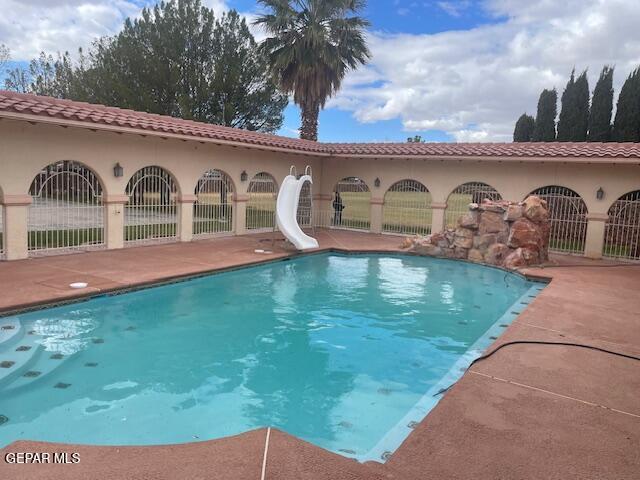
[0,254,543,460]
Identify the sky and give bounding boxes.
[1,0,640,143]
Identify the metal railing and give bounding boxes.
[246,172,277,232]
[125,166,178,245]
[446,182,502,227]
[332,177,371,230]
[193,169,234,238]
[382,179,432,236]
[529,186,587,255]
[28,161,105,256]
[603,190,640,261]
[296,177,313,229]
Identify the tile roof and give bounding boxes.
[2,90,640,160]
[324,141,640,158]
[0,90,326,154]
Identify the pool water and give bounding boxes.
[0,254,543,460]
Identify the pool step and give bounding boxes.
[0,331,44,387]
[4,347,72,391]
[0,318,22,349]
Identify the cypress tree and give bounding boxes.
[513,113,535,142]
[612,67,640,142]
[557,69,589,141]
[532,89,557,142]
[557,70,576,141]
[588,66,614,142]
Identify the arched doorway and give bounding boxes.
[193,169,234,237]
[296,180,313,228]
[383,180,432,235]
[603,190,640,261]
[331,177,371,230]
[528,185,588,254]
[28,160,105,255]
[246,172,278,232]
[445,182,501,227]
[125,166,178,244]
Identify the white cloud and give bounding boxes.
[0,1,139,59]
[437,1,471,18]
[329,0,640,141]
[0,0,231,60]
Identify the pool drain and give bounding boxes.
[0,415,8,426]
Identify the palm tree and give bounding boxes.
[255,0,370,141]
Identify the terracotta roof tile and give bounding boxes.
[1,90,640,160]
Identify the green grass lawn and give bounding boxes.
[28,228,103,250]
[548,238,586,253]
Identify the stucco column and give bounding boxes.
[177,194,196,242]
[584,213,608,259]
[1,194,32,260]
[314,193,332,227]
[430,202,447,234]
[370,197,384,233]
[234,194,249,235]
[104,195,128,250]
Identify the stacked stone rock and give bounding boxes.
[403,196,550,269]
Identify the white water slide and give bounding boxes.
[276,167,319,250]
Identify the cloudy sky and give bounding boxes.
[1,0,640,142]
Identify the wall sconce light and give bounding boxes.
[596,187,604,200]
[240,170,248,182]
[113,162,124,178]
[374,177,381,188]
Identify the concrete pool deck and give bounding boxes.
[1,230,639,479]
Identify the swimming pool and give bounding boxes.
[0,253,543,460]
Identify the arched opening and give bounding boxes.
[296,180,313,228]
[383,179,432,235]
[528,185,587,254]
[603,190,640,261]
[193,169,234,237]
[445,182,502,227]
[331,177,371,230]
[246,172,278,231]
[125,166,178,244]
[27,160,105,255]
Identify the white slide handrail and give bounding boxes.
[276,174,319,250]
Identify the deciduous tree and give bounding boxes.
[3,0,287,133]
